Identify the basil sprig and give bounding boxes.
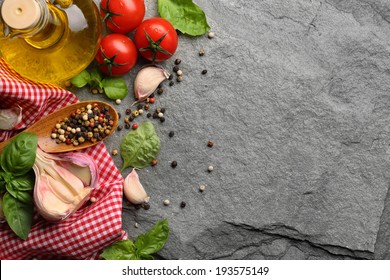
[0,132,38,240]
[100,219,170,260]
[71,69,128,100]
[158,0,210,36]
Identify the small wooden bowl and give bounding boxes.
[0,100,118,153]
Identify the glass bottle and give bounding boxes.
[0,0,102,86]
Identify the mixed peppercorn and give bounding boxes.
[51,103,114,146]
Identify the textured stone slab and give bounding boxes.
[77,0,390,259]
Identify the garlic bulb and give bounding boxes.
[134,65,170,102]
[123,168,149,204]
[33,148,98,222]
[0,106,22,130]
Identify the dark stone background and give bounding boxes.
[77,0,390,259]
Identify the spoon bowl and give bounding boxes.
[0,100,118,153]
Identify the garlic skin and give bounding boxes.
[134,65,170,102]
[0,106,22,130]
[33,148,98,222]
[124,168,149,204]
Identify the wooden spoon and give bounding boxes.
[0,100,118,153]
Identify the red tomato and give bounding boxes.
[134,17,178,62]
[95,34,138,76]
[100,0,145,34]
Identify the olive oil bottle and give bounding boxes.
[0,0,101,86]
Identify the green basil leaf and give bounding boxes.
[6,183,33,204]
[71,70,91,88]
[0,132,38,176]
[10,172,35,191]
[120,122,161,170]
[135,219,169,256]
[89,69,104,89]
[100,240,138,260]
[2,192,34,240]
[102,78,128,100]
[158,0,210,36]
[0,171,10,193]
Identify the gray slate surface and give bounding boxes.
[77,0,390,259]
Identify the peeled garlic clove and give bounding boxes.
[33,148,97,222]
[0,106,22,130]
[124,168,149,204]
[134,65,170,101]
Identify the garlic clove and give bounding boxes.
[123,168,149,204]
[0,106,22,130]
[33,148,97,222]
[134,65,170,102]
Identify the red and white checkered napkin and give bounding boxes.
[0,59,126,259]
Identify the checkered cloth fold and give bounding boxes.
[0,58,126,259]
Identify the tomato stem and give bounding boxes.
[100,0,123,30]
[98,47,128,76]
[139,30,172,63]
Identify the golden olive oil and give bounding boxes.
[0,0,101,86]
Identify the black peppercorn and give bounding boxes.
[169,131,174,137]
[169,81,174,86]
[180,201,186,208]
[157,88,164,95]
[201,69,208,75]
[147,113,152,118]
[117,125,123,131]
[173,65,179,72]
[171,160,177,168]
[160,117,166,123]
[174,58,181,65]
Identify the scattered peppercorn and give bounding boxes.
[157,88,164,95]
[207,140,214,147]
[208,31,215,39]
[147,113,152,118]
[90,197,97,203]
[180,201,186,208]
[171,160,177,168]
[176,69,183,76]
[208,165,214,172]
[134,222,139,228]
[169,81,174,86]
[125,108,132,115]
[202,69,208,75]
[117,125,123,131]
[112,149,118,156]
[151,159,158,166]
[132,123,138,130]
[168,74,173,80]
[115,99,121,105]
[125,123,131,129]
[173,65,179,72]
[199,185,206,192]
[163,199,170,206]
[174,58,181,65]
[142,202,150,210]
[149,97,155,103]
[199,47,205,56]
[169,131,174,137]
[177,76,183,82]
[160,117,166,123]
[144,104,150,110]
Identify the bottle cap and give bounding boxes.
[1,0,41,30]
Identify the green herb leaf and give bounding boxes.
[120,122,161,170]
[100,219,169,260]
[158,0,210,36]
[100,240,138,260]
[135,219,170,256]
[2,192,34,240]
[102,77,128,100]
[89,69,104,90]
[70,70,91,88]
[0,132,38,176]
[9,172,35,192]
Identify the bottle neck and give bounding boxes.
[1,0,51,38]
